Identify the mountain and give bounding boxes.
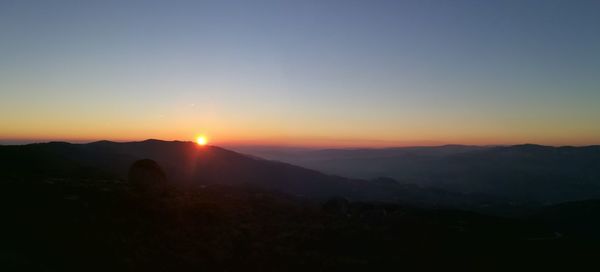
[0,140,402,201]
[0,140,516,210]
[228,145,487,182]
[230,144,600,203]
[1,140,599,270]
[5,140,599,209]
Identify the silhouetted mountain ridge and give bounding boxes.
[0,140,406,201]
[4,140,600,209]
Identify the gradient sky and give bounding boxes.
[1,0,599,147]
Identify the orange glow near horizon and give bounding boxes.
[2,119,600,147]
[1,131,600,147]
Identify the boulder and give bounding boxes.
[128,159,168,195]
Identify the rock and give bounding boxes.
[128,159,168,195]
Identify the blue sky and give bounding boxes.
[1,0,599,146]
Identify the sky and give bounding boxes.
[1,0,599,147]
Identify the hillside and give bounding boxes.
[232,144,600,203]
[0,176,591,271]
[1,140,600,270]
[2,140,441,202]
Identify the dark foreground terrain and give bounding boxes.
[1,141,600,271]
[3,178,600,271]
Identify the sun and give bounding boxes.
[196,136,208,146]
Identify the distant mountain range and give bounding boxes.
[3,140,600,210]
[229,144,600,203]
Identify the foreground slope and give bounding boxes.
[1,177,592,271]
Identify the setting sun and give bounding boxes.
[196,136,208,146]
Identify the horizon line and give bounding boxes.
[1,138,599,149]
